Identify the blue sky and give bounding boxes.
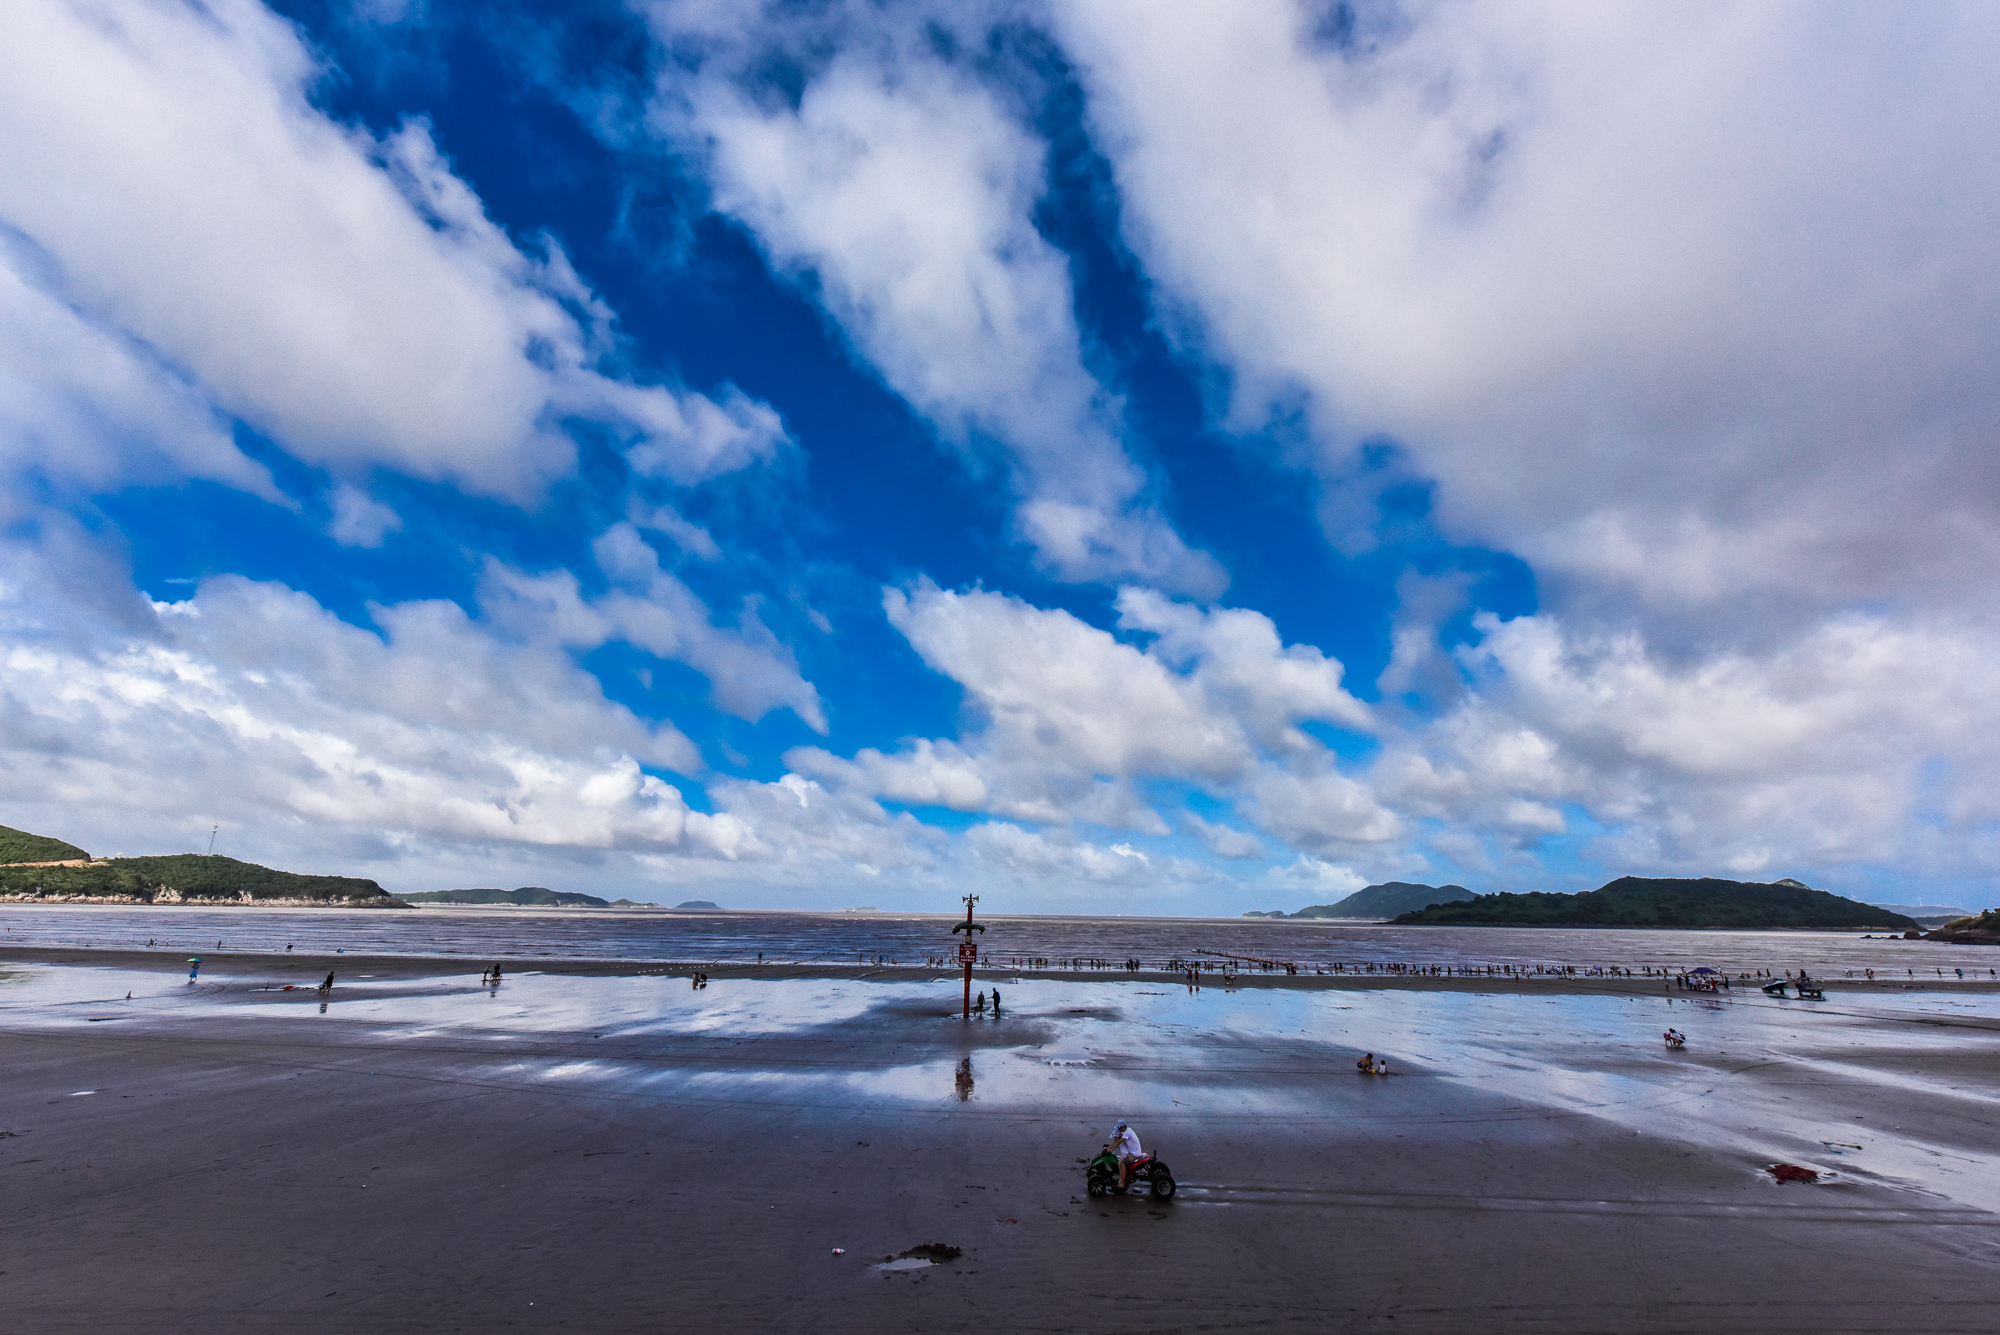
[5,0,2000,912]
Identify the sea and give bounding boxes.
[2,905,1994,979]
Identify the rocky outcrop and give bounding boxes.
[1924,909,2000,944]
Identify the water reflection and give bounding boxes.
[954,1055,974,1101]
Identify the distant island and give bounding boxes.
[675,900,721,910]
[0,824,397,906]
[400,886,613,908]
[1246,881,1479,920]
[1871,903,1976,928]
[1393,877,1917,930]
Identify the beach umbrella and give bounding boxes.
[1689,966,1719,975]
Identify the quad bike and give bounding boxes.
[1086,1143,1176,1200]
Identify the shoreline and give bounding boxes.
[5,898,1990,931]
[7,944,1997,996]
[4,949,1998,1331]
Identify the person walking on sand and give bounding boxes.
[319,971,335,992]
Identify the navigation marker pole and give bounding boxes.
[951,894,985,1020]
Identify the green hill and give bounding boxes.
[1298,881,1477,919]
[0,823,90,864]
[1925,908,2000,943]
[398,887,610,907]
[1393,876,1916,929]
[1244,882,1479,920]
[0,853,394,905]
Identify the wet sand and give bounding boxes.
[4,951,1999,1333]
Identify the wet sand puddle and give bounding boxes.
[4,963,1996,1220]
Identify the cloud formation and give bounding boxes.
[790,581,1390,866]
[1055,0,2000,622]
[6,1,2000,910]
[646,0,1223,594]
[0,0,784,502]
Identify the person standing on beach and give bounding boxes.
[320,971,334,992]
[990,989,1001,1017]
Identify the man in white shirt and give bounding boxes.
[1110,1118,1143,1189]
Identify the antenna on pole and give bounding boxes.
[206,825,218,856]
[951,893,985,1019]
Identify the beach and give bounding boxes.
[4,944,1999,1333]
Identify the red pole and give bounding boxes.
[957,893,980,1020]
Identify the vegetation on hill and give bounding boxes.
[1925,908,2000,943]
[1392,877,1916,929]
[398,887,610,907]
[0,853,393,904]
[1244,882,1478,920]
[0,823,90,864]
[1302,882,1477,918]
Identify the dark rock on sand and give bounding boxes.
[1394,876,1917,929]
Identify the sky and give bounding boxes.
[4,0,1999,913]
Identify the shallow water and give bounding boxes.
[4,904,1995,979]
[4,959,1997,1216]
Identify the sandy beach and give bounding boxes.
[4,948,1999,1333]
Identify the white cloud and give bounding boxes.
[789,580,1395,860]
[966,820,1211,886]
[0,243,276,516]
[0,559,754,868]
[0,528,948,898]
[1054,0,2000,622]
[0,0,783,502]
[1372,609,2000,878]
[327,485,402,548]
[1261,856,1368,901]
[1245,765,1403,855]
[478,523,826,732]
[703,772,946,872]
[1183,812,1264,860]
[644,0,1223,594]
